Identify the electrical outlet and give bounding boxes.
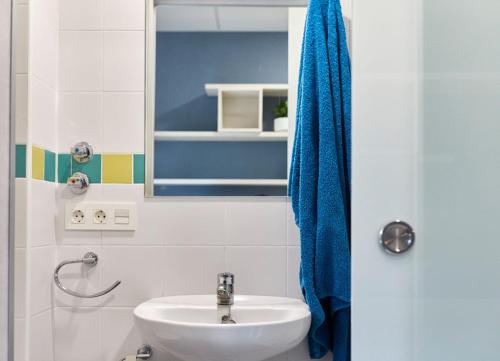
[93,209,107,224]
[71,209,85,224]
[66,202,137,231]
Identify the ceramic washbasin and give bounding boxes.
[134,295,311,361]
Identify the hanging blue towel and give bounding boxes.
[289,0,351,360]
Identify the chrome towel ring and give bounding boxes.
[53,251,121,298]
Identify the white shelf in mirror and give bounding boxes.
[154,179,287,186]
[155,131,288,142]
[205,83,288,97]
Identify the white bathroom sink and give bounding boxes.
[134,295,311,361]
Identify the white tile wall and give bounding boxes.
[59,0,101,30]
[226,246,287,296]
[103,0,145,31]
[54,307,101,361]
[225,200,286,246]
[29,310,55,361]
[102,92,145,153]
[30,181,56,247]
[100,246,165,306]
[59,31,103,91]
[163,246,225,295]
[101,308,141,361]
[58,92,103,152]
[15,5,28,74]
[30,246,55,315]
[14,249,26,318]
[14,74,28,144]
[103,31,145,91]
[15,179,27,247]
[30,77,57,149]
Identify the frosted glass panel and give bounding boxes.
[418,0,500,359]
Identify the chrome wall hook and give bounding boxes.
[53,251,121,298]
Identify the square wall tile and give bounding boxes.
[101,246,165,306]
[225,200,286,246]
[30,246,55,315]
[57,154,71,184]
[287,246,303,299]
[103,0,145,30]
[101,308,142,361]
[14,319,26,361]
[31,77,56,149]
[161,201,225,245]
[14,249,26,318]
[73,154,102,183]
[58,92,103,152]
[31,145,44,180]
[59,0,102,30]
[102,154,132,183]
[44,150,56,182]
[164,247,225,295]
[30,310,54,361]
[133,154,145,184]
[31,181,56,247]
[103,31,144,91]
[59,31,103,91]
[30,0,58,87]
[15,74,28,144]
[54,307,101,361]
[15,5,28,74]
[226,246,286,296]
[15,179,27,247]
[102,92,144,153]
[15,144,26,178]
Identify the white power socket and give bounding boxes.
[65,202,137,231]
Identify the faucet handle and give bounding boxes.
[217,272,234,285]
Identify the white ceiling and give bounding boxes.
[156,6,289,32]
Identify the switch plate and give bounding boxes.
[65,202,137,231]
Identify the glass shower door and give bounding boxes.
[352,0,500,360]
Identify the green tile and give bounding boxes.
[72,154,101,183]
[15,144,26,178]
[133,154,145,184]
[44,150,56,182]
[58,154,72,183]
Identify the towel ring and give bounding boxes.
[53,251,121,298]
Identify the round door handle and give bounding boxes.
[379,220,415,254]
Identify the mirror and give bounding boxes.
[145,1,307,196]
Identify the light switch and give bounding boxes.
[114,209,130,224]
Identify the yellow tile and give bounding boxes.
[102,154,132,184]
[31,145,44,180]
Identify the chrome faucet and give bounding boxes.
[217,272,236,324]
[217,272,234,305]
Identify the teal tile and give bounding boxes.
[44,150,56,182]
[72,154,101,183]
[58,153,71,184]
[133,154,145,184]
[15,144,26,178]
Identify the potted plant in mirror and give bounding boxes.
[273,100,288,132]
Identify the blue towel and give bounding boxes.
[289,0,351,360]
